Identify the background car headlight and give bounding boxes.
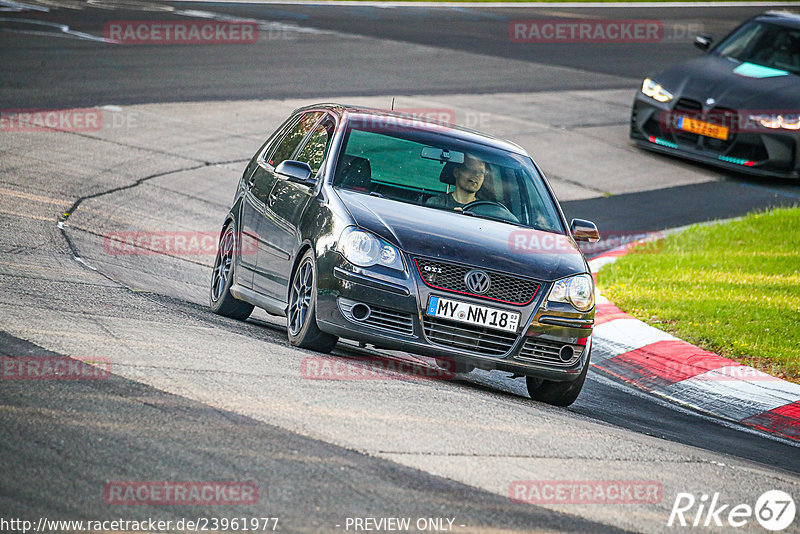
[340,227,405,271]
[641,78,673,103]
[548,274,595,312]
[749,113,800,130]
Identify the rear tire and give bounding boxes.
[526,351,590,407]
[210,223,254,321]
[287,250,338,353]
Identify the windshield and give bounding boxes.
[332,120,564,233]
[713,20,800,75]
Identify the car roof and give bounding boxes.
[290,102,528,156]
[758,11,800,29]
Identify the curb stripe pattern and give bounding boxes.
[588,243,800,443]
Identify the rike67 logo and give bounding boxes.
[668,490,796,531]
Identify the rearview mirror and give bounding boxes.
[421,147,464,164]
[571,219,600,243]
[694,35,713,51]
[275,160,315,186]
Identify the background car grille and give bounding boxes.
[518,337,583,366]
[423,317,517,356]
[339,299,414,336]
[414,258,540,305]
[675,97,702,111]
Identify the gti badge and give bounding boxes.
[465,270,491,294]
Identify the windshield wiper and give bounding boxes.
[456,210,527,228]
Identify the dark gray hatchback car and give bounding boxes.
[210,104,600,406]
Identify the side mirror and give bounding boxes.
[571,219,600,243]
[275,160,315,186]
[694,35,712,51]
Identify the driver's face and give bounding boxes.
[455,158,486,193]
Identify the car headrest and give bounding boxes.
[337,155,372,191]
[439,162,458,186]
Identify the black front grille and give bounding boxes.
[423,317,517,356]
[727,138,769,162]
[671,99,703,144]
[518,338,583,366]
[339,299,414,336]
[365,307,414,335]
[669,101,742,152]
[675,98,702,111]
[414,258,540,305]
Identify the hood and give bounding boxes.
[335,189,587,282]
[653,55,799,110]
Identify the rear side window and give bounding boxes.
[268,111,323,167]
[294,116,336,174]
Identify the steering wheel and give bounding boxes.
[461,200,520,223]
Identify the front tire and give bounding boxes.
[287,250,338,353]
[526,351,590,407]
[210,223,254,321]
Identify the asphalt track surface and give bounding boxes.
[1,1,800,532]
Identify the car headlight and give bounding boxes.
[340,227,405,271]
[749,113,800,130]
[548,274,595,312]
[641,78,674,103]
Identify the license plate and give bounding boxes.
[677,116,729,140]
[426,296,520,333]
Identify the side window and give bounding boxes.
[294,116,335,174]
[257,116,299,164]
[268,111,323,167]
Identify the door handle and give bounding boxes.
[268,192,278,206]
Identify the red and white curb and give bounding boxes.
[588,243,800,443]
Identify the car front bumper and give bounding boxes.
[630,94,800,180]
[315,250,593,383]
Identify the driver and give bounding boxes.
[425,154,486,211]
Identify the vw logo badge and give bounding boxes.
[465,270,491,294]
[706,97,716,107]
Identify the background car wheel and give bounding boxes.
[436,358,475,374]
[287,250,338,353]
[526,351,590,407]
[209,223,254,321]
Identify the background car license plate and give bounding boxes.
[677,116,729,140]
[427,296,520,333]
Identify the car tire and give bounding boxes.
[210,223,255,321]
[526,351,590,407]
[287,250,339,353]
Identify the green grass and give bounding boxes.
[599,207,800,383]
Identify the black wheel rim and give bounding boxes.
[288,259,313,336]
[211,228,234,302]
